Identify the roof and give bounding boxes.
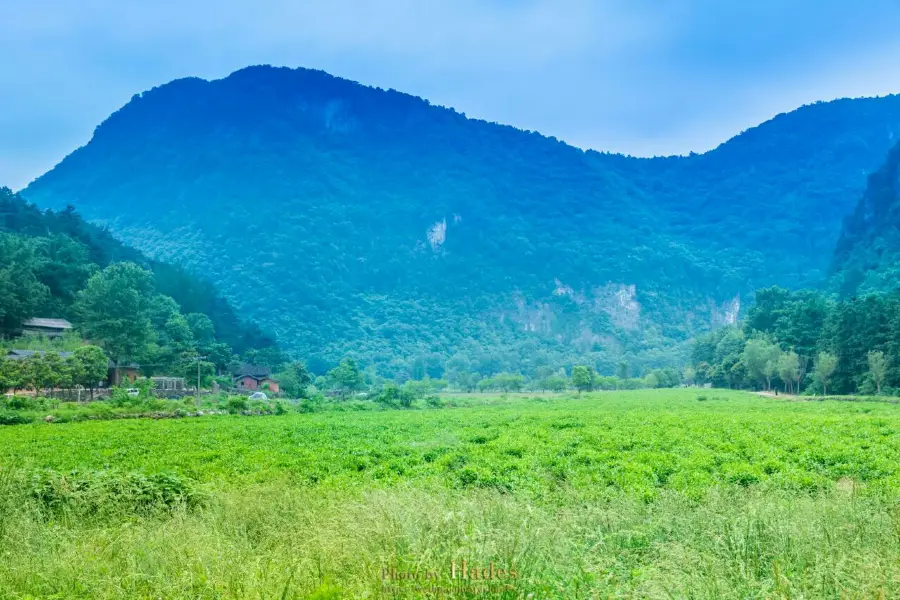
[236,374,278,382]
[233,364,272,379]
[6,349,74,360]
[22,318,73,330]
[109,361,140,369]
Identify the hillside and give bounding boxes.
[0,187,278,364]
[831,140,900,296]
[21,66,900,377]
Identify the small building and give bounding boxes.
[151,376,186,393]
[5,349,73,361]
[108,362,141,386]
[233,364,280,393]
[21,318,73,338]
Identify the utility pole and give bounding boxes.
[195,355,207,404]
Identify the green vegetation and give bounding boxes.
[0,187,276,356]
[22,66,900,377]
[692,285,900,395]
[0,188,282,390]
[832,139,900,296]
[0,388,291,425]
[0,390,899,597]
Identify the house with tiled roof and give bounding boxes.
[21,318,73,338]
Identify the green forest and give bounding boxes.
[691,286,900,395]
[0,187,281,384]
[21,66,900,379]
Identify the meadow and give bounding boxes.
[1,389,900,598]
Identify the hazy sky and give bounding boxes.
[3,0,900,190]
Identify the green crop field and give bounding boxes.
[1,389,900,598]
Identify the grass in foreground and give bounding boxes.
[1,389,899,598]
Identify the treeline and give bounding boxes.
[297,357,685,402]
[691,286,900,395]
[0,346,108,397]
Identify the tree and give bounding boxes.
[74,262,154,363]
[541,375,568,393]
[0,234,50,335]
[41,352,67,396]
[185,313,216,346]
[778,350,800,393]
[0,358,24,393]
[165,313,196,353]
[616,361,629,381]
[777,350,800,394]
[277,360,313,398]
[491,372,524,392]
[572,365,594,394]
[643,372,660,388]
[867,350,887,394]
[682,366,696,387]
[70,345,109,400]
[327,358,364,399]
[814,352,838,396]
[742,338,781,390]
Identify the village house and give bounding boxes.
[21,318,73,338]
[5,349,73,361]
[233,364,280,393]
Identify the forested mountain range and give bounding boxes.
[20,65,900,378]
[831,140,900,297]
[0,187,278,368]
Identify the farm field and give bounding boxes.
[1,389,900,598]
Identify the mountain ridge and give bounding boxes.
[21,65,900,377]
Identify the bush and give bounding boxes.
[3,396,45,411]
[0,411,34,425]
[225,396,248,414]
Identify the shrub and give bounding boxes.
[0,411,33,425]
[226,396,248,414]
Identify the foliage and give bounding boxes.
[275,360,313,398]
[571,365,594,393]
[692,285,900,395]
[832,140,900,297]
[326,358,364,399]
[813,352,838,396]
[0,187,276,356]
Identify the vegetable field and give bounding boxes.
[1,389,899,598]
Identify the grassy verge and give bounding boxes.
[0,480,898,598]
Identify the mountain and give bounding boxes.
[831,140,900,296]
[20,65,900,378]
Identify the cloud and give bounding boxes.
[1,0,900,189]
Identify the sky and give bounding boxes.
[3,0,900,190]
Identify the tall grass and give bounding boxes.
[0,476,897,598]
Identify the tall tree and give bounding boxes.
[327,358,364,400]
[70,345,110,400]
[814,352,838,396]
[867,350,887,394]
[572,365,594,394]
[777,350,801,394]
[74,262,154,364]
